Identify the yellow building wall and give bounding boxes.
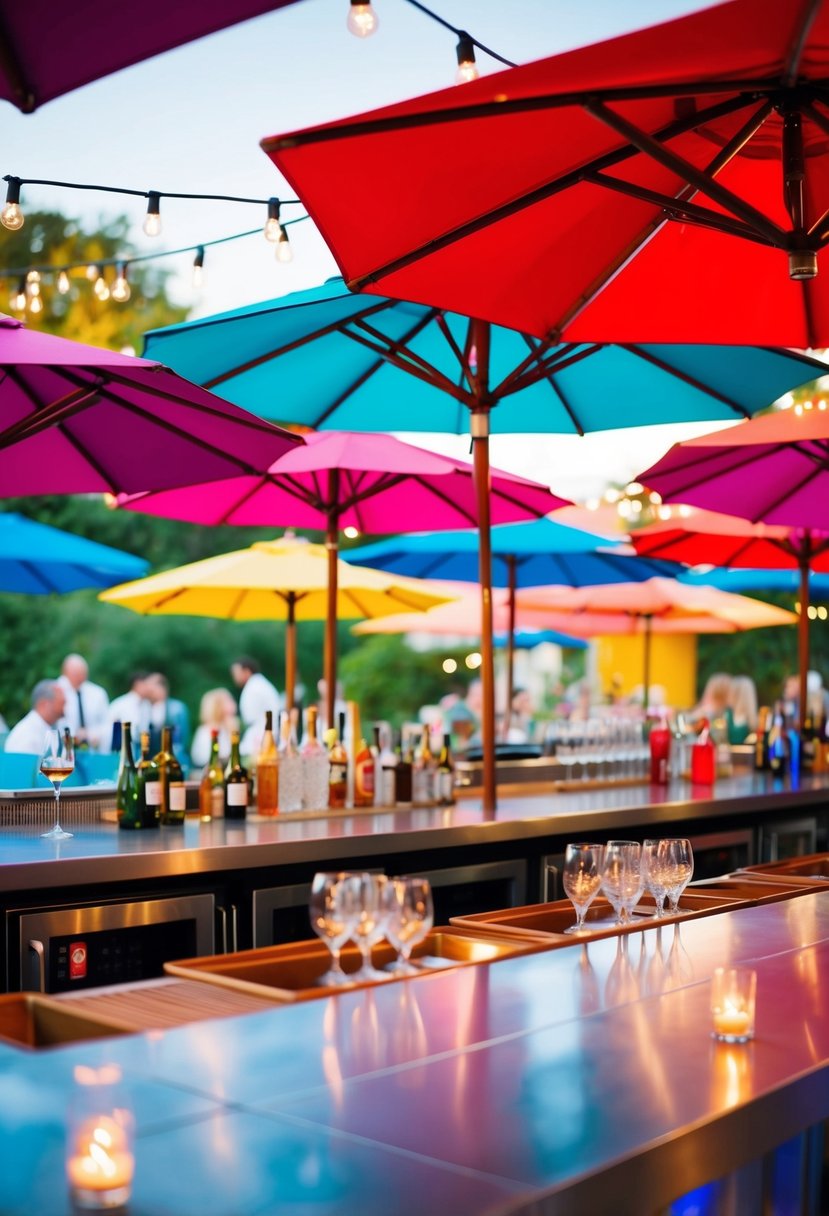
[595,634,697,709]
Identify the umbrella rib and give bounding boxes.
[410,474,478,526]
[508,340,603,391]
[753,457,828,521]
[784,0,823,84]
[434,313,475,391]
[343,92,757,294]
[800,279,819,350]
[517,336,586,435]
[202,298,397,390]
[345,317,472,403]
[621,346,752,418]
[17,559,58,593]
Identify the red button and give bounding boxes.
[69,942,87,980]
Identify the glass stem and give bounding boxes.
[54,783,61,829]
[329,944,343,975]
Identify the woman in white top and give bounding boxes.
[190,688,240,768]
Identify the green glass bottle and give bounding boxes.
[224,730,249,820]
[116,722,140,830]
[135,730,160,828]
[156,725,186,825]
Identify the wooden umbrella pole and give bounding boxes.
[798,538,812,729]
[324,475,340,731]
[643,614,652,712]
[285,593,297,712]
[469,315,496,813]
[503,555,517,741]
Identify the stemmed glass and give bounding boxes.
[344,873,393,981]
[664,839,694,915]
[562,843,605,934]
[309,872,359,986]
[39,728,74,840]
[601,841,643,925]
[383,876,434,973]
[642,839,671,918]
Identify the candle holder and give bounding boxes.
[66,1064,135,1211]
[710,967,757,1043]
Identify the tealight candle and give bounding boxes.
[66,1066,134,1211]
[710,967,757,1043]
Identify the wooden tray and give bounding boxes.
[449,890,748,945]
[740,854,829,881]
[0,992,133,1050]
[165,928,536,1003]
[688,876,825,902]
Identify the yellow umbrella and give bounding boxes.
[100,536,453,709]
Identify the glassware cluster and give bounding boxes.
[544,717,652,782]
[561,837,694,932]
[309,871,434,984]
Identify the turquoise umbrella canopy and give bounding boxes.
[0,512,148,593]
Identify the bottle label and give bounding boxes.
[145,781,161,807]
[169,783,186,812]
[211,786,224,818]
[438,770,454,802]
[227,782,249,807]
[329,763,347,785]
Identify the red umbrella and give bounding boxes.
[265,0,829,346]
[0,317,301,495]
[637,411,829,721]
[1,2,299,112]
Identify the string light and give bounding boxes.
[25,269,41,297]
[192,245,205,288]
[111,262,130,303]
[264,198,283,243]
[28,293,43,315]
[455,33,479,84]
[86,263,99,282]
[10,276,26,311]
[57,269,70,294]
[93,270,110,301]
[275,224,293,263]
[1,176,23,230]
[142,191,162,237]
[347,0,379,37]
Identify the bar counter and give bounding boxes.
[1,892,827,1215]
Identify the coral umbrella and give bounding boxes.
[638,410,829,721]
[117,429,563,802]
[266,0,829,347]
[100,536,453,711]
[0,317,301,495]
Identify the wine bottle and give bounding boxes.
[156,726,186,825]
[300,706,329,811]
[256,709,279,816]
[352,703,374,808]
[377,723,397,808]
[136,730,160,828]
[277,710,303,813]
[800,712,816,771]
[437,732,456,805]
[116,722,140,830]
[767,703,789,776]
[224,730,249,819]
[326,715,348,810]
[199,729,225,822]
[412,724,435,805]
[754,706,770,771]
[395,727,413,807]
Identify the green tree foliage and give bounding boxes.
[339,635,472,729]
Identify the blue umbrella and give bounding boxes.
[348,517,676,715]
[0,513,149,593]
[144,277,821,810]
[495,630,588,651]
[680,566,829,595]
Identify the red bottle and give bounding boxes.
[691,721,716,785]
[649,722,671,784]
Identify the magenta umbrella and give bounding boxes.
[119,428,568,803]
[638,409,829,724]
[1,2,300,112]
[0,316,301,494]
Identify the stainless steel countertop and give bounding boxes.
[0,773,826,893]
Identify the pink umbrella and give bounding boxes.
[0,317,301,494]
[118,430,567,792]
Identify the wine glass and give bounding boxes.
[344,873,393,982]
[664,838,694,915]
[309,872,358,986]
[642,839,671,918]
[601,841,642,925]
[384,876,434,973]
[39,729,74,840]
[562,843,605,934]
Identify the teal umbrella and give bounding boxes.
[0,512,148,593]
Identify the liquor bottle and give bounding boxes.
[326,714,348,810]
[256,710,279,816]
[277,710,303,813]
[800,713,816,771]
[767,703,789,776]
[437,732,456,805]
[224,730,249,819]
[352,703,375,808]
[300,706,329,811]
[395,727,413,807]
[412,725,435,805]
[377,724,398,808]
[135,731,160,828]
[116,722,140,829]
[754,706,770,771]
[156,726,186,825]
[199,729,225,822]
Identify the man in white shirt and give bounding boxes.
[6,680,66,754]
[108,671,153,749]
[230,656,280,758]
[57,654,110,751]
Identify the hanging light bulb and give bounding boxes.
[57,270,71,294]
[143,191,162,237]
[275,224,293,263]
[111,262,130,302]
[94,270,110,301]
[28,293,43,315]
[347,0,378,37]
[1,177,24,231]
[11,276,27,311]
[192,245,206,288]
[26,269,41,297]
[86,263,99,282]
[455,34,479,84]
[264,198,282,243]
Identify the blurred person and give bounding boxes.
[783,670,829,724]
[231,656,280,757]
[506,687,535,744]
[6,680,66,754]
[145,672,191,759]
[57,653,110,751]
[693,672,734,729]
[108,671,152,748]
[728,675,757,744]
[191,687,239,767]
